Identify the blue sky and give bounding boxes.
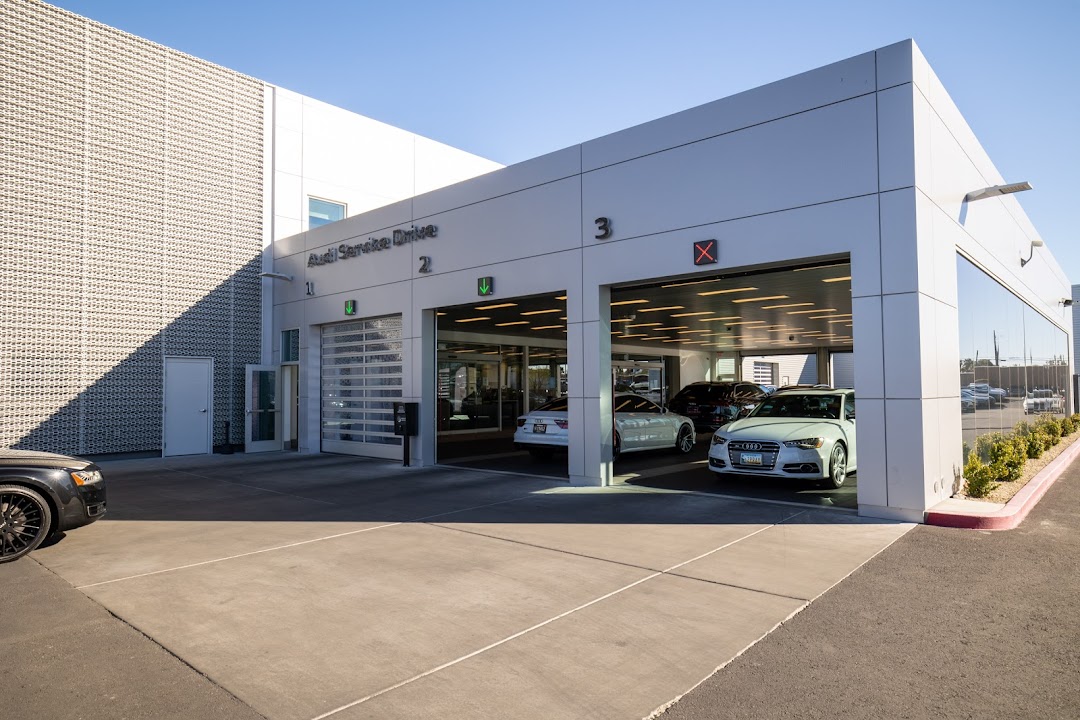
[51,0,1079,283]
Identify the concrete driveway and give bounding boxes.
[32,453,912,720]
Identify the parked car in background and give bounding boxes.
[1023,389,1064,415]
[968,383,1006,405]
[514,393,695,460]
[667,381,768,432]
[707,388,857,488]
[1,449,107,563]
[960,388,976,412]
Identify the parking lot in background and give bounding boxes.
[32,453,901,720]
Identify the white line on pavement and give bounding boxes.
[307,512,805,720]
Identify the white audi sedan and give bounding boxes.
[514,393,696,461]
[707,388,857,488]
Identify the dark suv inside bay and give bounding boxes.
[1,449,107,563]
[667,381,768,432]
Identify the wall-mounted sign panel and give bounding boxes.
[345,299,356,316]
[694,240,717,266]
[477,277,494,296]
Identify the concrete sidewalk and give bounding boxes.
[12,453,912,720]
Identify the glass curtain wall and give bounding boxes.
[957,255,1070,458]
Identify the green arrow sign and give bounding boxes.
[344,299,356,315]
[477,277,494,296]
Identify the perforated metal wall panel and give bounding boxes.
[321,316,404,459]
[1,0,263,454]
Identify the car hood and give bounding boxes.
[0,448,94,470]
[720,417,841,442]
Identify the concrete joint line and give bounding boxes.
[75,493,541,589]
[306,515,803,720]
[165,467,338,505]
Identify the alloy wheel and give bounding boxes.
[0,487,50,563]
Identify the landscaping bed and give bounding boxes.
[959,413,1080,503]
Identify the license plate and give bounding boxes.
[533,424,547,434]
[740,452,763,465]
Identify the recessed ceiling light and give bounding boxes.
[627,322,661,328]
[436,312,447,316]
[698,316,742,322]
[788,308,836,315]
[555,295,567,300]
[822,276,852,283]
[760,302,814,309]
[808,314,851,320]
[610,318,632,324]
[654,326,688,331]
[611,299,650,306]
[531,325,563,330]
[481,351,500,355]
[521,309,561,316]
[725,320,766,326]
[638,306,685,313]
[639,336,670,341]
[661,277,728,288]
[794,262,850,272]
[619,334,647,338]
[456,317,491,323]
[677,329,711,334]
[765,327,800,332]
[827,319,852,324]
[697,286,759,297]
[732,295,789,303]
[475,303,517,310]
[496,321,529,326]
[670,311,714,317]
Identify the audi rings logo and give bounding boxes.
[739,442,763,451]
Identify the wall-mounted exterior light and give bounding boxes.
[259,272,294,281]
[1020,238,1045,267]
[964,181,1032,203]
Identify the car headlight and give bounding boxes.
[69,469,103,486]
[783,438,825,449]
[711,434,727,446]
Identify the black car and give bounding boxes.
[1,449,107,563]
[667,381,768,432]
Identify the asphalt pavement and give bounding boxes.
[660,457,1080,719]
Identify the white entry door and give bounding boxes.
[246,364,283,453]
[163,357,213,457]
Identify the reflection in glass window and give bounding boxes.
[957,255,1069,461]
[309,197,345,228]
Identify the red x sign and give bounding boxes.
[694,239,717,265]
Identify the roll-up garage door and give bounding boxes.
[321,315,403,458]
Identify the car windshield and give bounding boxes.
[750,393,841,420]
[673,384,737,401]
[532,397,569,412]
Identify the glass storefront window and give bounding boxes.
[957,255,1070,461]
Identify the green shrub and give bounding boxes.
[974,432,1006,464]
[1026,431,1047,459]
[963,455,999,498]
[1061,416,1076,436]
[988,435,1026,482]
[1013,420,1033,437]
[1036,416,1062,446]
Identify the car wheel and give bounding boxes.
[826,444,847,489]
[528,448,553,462]
[675,424,695,454]
[0,485,52,564]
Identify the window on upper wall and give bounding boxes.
[308,198,345,229]
[282,329,300,363]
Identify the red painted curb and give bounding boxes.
[925,435,1080,530]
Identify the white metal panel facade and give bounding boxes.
[320,316,403,459]
[831,352,855,388]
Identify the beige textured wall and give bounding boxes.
[1,0,264,453]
